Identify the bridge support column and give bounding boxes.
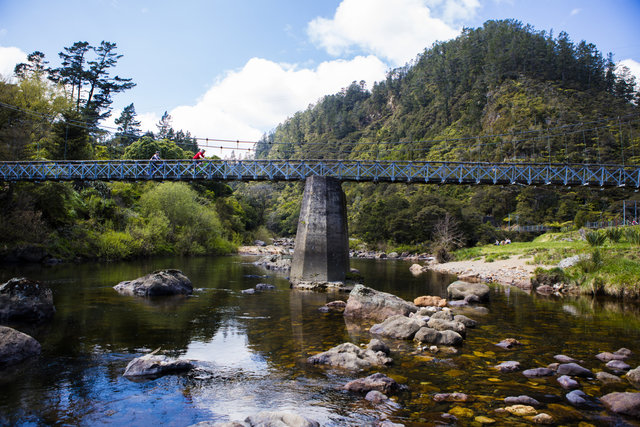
[290,176,349,284]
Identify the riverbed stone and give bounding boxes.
[114,269,193,297]
[409,264,424,275]
[437,330,464,346]
[426,318,466,337]
[453,314,476,328]
[245,411,319,427]
[413,295,447,307]
[522,368,554,378]
[343,372,404,395]
[343,285,417,323]
[615,348,632,357]
[0,326,41,366]
[557,375,580,389]
[253,254,292,271]
[530,413,554,424]
[447,281,490,302]
[370,315,423,340]
[366,339,390,355]
[365,390,389,403]
[433,392,470,402]
[255,283,275,291]
[597,371,623,384]
[307,342,392,370]
[626,366,640,388]
[504,404,537,416]
[557,362,592,377]
[495,361,521,373]
[123,352,194,378]
[430,310,454,321]
[0,277,55,321]
[606,359,631,371]
[495,338,522,349]
[554,354,578,363]
[449,406,474,418]
[601,392,640,418]
[504,395,541,407]
[565,390,591,407]
[596,351,628,362]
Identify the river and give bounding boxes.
[1,255,639,426]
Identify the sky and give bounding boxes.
[1,0,640,156]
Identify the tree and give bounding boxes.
[114,103,141,146]
[156,111,174,140]
[14,51,49,80]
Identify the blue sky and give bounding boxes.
[1,0,639,155]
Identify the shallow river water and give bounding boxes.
[1,255,640,426]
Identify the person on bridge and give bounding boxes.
[193,149,206,162]
[149,151,162,176]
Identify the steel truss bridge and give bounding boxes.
[0,159,639,188]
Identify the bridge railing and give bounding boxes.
[0,159,639,187]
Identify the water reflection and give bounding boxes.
[1,256,640,426]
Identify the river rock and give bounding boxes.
[596,351,628,362]
[597,371,623,384]
[413,295,447,307]
[504,404,537,416]
[531,413,554,424]
[453,314,476,328]
[0,277,55,321]
[114,269,193,297]
[365,390,389,403]
[447,281,490,302]
[0,326,41,366]
[495,338,522,349]
[557,375,579,389]
[504,395,541,407]
[414,327,463,346]
[366,339,390,355]
[535,285,554,295]
[241,288,256,294]
[409,264,424,275]
[370,315,423,340]
[626,366,640,388]
[426,318,466,337]
[433,392,470,402]
[343,285,417,323]
[253,254,292,271]
[307,342,392,370]
[437,330,464,346]
[430,310,453,321]
[554,354,578,363]
[557,362,592,377]
[255,283,275,291]
[495,361,521,373]
[319,300,347,313]
[565,390,591,407]
[522,368,554,378]
[606,359,631,372]
[245,411,319,427]
[601,392,640,418]
[343,372,404,395]
[615,348,632,357]
[123,352,194,378]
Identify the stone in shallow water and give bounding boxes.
[449,406,474,418]
[495,338,522,349]
[123,353,194,378]
[557,375,579,389]
[522,368,554,378]
[505,404,537,416]
[307,342,392,370]
[596,351,628,362]
[530,413,554,424]
[433,392,470,402]
[0,326,41,366]
[494,361,521,373]
[114,269,192,297]
[343,372,404,395]
[0,277,55,321]
[606,359,631,371]
[504,395,541,407]
[554,354,578,363]
[557,362,592,377]
[596,371,622,384]
[245,411,319,427]
[601,392,640,418]
[565,390,591,407]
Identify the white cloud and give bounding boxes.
[163,55,388,154]
[619,58,640,89]
[0,46,27,81]
[570,8,581,16]
[307,0,478,66]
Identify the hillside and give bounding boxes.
[253,20,640,251]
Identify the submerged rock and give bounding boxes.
[114,269,192,297]
[343,372,405,395]
[504,395,541,407]
[495,361,521,373]
[453,314,476,328]
[123,351,194,378]
[307,342,392,370]
[0,325,41,366]
[343,285,417,323]
[0,277,55,321]
[447,281,490,302]
[601,392,640,418]
[245,411,319,427]
[495,338,522,349]
[433,392,470,402]
[318,300,347,313]
[522,368,554,378]
[597,371,623,384]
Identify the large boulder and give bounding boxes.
[343,285,417,323]
[343,372,404,395]
[447,281,490,302]
[0,325,41,366]
[307,342,392,370]
[369,315,423,340]
[601,392,640,418]
[123,351,194,378]
[0,277,55,321]
[114,269,193,297]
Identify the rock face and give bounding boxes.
[0,277,55,321]
[123,352,194,377]
[307,342,392,370]
[343,285,417,323]
[447,281,490,301]
[343,372,404,395]
[0,326,41,366]
[369,315,423,340]
[114,269,193,297]
[601,392,640,418]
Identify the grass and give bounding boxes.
[452,226,640,299]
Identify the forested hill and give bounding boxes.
[256,20,638,164]
[253,20,640,251]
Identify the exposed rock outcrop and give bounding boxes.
[307,342,392,370]
[114,269,192,297]
[0,277,55,321]
[343,285,417,323]
[447,281,490,302]
[123,351,194,378]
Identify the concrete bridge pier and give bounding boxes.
[290,176,349,284]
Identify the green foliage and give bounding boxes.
[122,136,189,160]
[532,267,566,286]
[605,227,623,243]
[96,230,140,260]
[585,230,606,247]
[624,226,640,245]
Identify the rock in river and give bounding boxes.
[343,285,417,323]
[557,362,592,377]
[601,392,640,418]
[0,325,41,366]
[447,280,490,302]
[343,372,404,395]
[114,269,192,297]
[370,314,423,340]
[123,351,194,378]
[307,342,392,370]
[0,277,55,321]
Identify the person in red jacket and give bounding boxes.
[193,149,205,161]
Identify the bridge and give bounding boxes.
[1,159,639,187]
[2,159,639,285]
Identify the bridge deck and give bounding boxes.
[0,159,639,188]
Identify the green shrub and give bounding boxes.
[585,230,606,247]
[605,227,623,243]
[625,227,640,245]
[97,230,140,260]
